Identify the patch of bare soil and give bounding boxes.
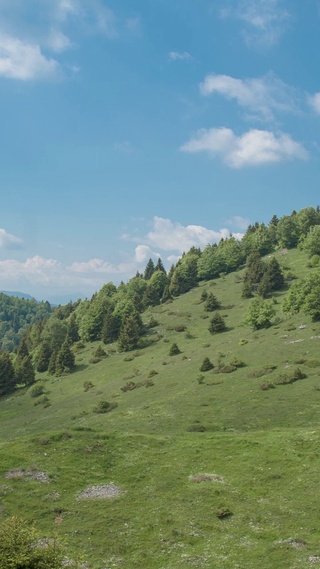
[189,473,225,483]
[77,483,123,499]
[5,468,49,483]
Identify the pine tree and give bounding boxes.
[144,258,155,280]
[155,257,166,273]
[101,313,120,344]
[66,313,79,344]
[204,293,221,312]
[0,351,15,395]
[34,341,52,373]
[55,341,75,375]
[208,313,226,334]
[118,312,143,352]
[14,355,35,386]
[200,357,214,371]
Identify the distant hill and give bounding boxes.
[0,290,35,300]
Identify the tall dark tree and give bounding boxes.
[204,293,221,312]
[101,312,121,344]
[118,311,143,352]
[0,351,15,395]
[155,257,166,274]
[257,257,285,298]
[242,251,265,298]
[34,341,52,373]
[55,341,75,376]
[66,313,79,344]
[144,258,155,280]
[14,354,35,386]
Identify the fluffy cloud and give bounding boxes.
[0,228,23,249]
[145,217,232,253]
[169,51,193,62]
[180,127,308,168]
[221,0,291,47]
[308,93,320,115]
[0,33,60,80]
[200,72,298,121]
[226,216,250,230]
[0,255,136,296]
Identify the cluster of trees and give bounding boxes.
[0,294,52,352]
[0,340,35,396]
[242,252,285,298]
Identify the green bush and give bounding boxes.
[29,384,45,398]
[200,357,214,372]
[208,313,227,334]
[169,343,181,356]
[93,400,118,413]
[0,516,66,569]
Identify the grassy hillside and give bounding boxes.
[1,247,320,568]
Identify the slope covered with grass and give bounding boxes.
[1,247,320,568]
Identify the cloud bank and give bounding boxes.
[181,127,307,168]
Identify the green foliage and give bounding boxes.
[283,271,320,320]
[0,294,52,352]
[14,354,35,386]
[93,400,118,413]
[55,341,75,376]
[118,311,143,352]
[245,298,276,330]
[242,251,265,298]
[208,313,227,334]
[299,224,320,256]
[143,258,155,280]
[169,342,181,356]
[0,351,15,395]
[29,384,45,398]
[257,257,285,298]
[204,292,221,312]
[33,341,52,373]
[0,517,64,569]
[200,357,214,371]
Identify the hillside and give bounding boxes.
[0,244,320,568]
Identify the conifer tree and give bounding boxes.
[144,258,155,280]
[118,311,143,352]
[0,351,15,395]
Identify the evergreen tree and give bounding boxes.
[48,351,58,376]
[208,313,226,334]
[14,354,35,386]
[144,258,155,280]
[204,292,221,312]
[55,341,75,375]
[118,311,143,352]
[257,257,285,298]
[241,251,265,298]
[169,342,181,356]
[200,357,214,371]
[34,341,52,373]
[155,257,166,273]
[66,313,79,344]
[101,312,121,344]
[0,351,15,395]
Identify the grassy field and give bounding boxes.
[1,247,320,568]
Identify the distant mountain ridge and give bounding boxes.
[0,290,35,300]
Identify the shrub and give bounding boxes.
[197,374,205,384]
[200,357,214,372]
[169,343,181,356]
[29,384,45,398]
[275,368,306,385]
[148,316,159,328]
[208,313,227,334]
[204,293,221,312]
[34,395,50,407]
[0,517,66,569]
[260,381,275,390]
[83,381,94,392]
[215,508,233,519]
[147,369,158,378]
[94,346,108,358]
[219,365,237,374]
[187,424,206,432]
[229,357,246,368]
[89,357,101,364]
[93,400,118,413]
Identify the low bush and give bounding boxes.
[169,343,181,356]
[200,357,214,372]
[83,381,94,392]
[29,384,45,398]
[93,400,118,414]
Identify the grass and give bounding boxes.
[1,247,320,567]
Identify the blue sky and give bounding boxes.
[0,0,319,300]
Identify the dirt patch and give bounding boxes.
[77,483,123,499]
[189,473,225,483]
[5,469,49,483]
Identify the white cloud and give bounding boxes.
[0,33,60,80]
[226,216,251,230]
[134,245,159,264]
[0,255,137,296]
[200,72,298,121]
[221,0,291,47]
[169,51,193,62]
[145,217,232,253]
[180,127,308,168]
[0,228,23,249]
[47,29,73,53]
[308,92,320,115]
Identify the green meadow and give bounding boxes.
[1,247,320,568]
